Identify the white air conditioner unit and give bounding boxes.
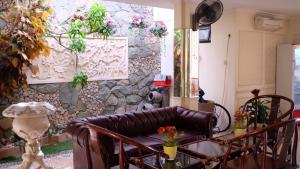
[254,14,285,32]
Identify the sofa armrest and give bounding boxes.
[176,107,214,138]
[87,123,169,168]
[66,120,92,169]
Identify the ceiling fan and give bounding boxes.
[192,0,224,31]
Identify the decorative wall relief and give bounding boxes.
[27,37,128,84]
[27,37,75,84]
[78,37,128,81]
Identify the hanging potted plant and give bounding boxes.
[157,126,178,160]
[129,14,148,35]
[129,14,148,29]
[149,21,168,38]
[149,21,168,57]
[100,19,117,40]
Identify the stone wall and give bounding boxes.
[0,1,161,141]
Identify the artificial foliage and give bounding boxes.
[70,71,88,89]
[59,2,115,54]
[100,19,117,40]
[0,0,51,98]
[247,99,270,124]
[247,89,270,124]
[53,3,116,87]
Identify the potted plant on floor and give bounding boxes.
[234,110,250,136]
[157,126,178,160]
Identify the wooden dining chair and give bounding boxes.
[87,123,168,169]
[221,119,298,169]
[242,95,294,129]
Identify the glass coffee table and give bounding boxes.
[178,130,262,168]
[139,151,205,169]
[179,140,230,165]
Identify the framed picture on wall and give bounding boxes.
[199,25,211,43]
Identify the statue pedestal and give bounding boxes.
[2,102,56,169]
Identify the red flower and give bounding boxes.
[168,130,176,137]
[157,127,165,134]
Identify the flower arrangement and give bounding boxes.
[100,19,117,40]
[129,14,148,29]
[149,21,168,38]
[234,111,250,129]
[157,126,177,146]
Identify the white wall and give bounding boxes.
[199,8,291,114]
[235,9,289,108]
[288,16,300,44]
[199,11,238,113]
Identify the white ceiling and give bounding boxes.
[222,0,300,16]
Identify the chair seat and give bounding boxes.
[111,164,140,169]
[225,154,295,169]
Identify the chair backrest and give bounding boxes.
[87,123,168,169]
[221,119,298,169]
[221,128,268,169]
[268,119,297,168]
[242,95,294,129]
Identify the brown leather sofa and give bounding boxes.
[67,106,214,169]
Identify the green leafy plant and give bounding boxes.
[67,19,86,53]
[70,71,88,89]
[247,100,270,124]
[61,3,115,54]
[100,19,116,40]
[50,2,115,86]
[86,3,106,33]
[69,36,86,53]
[247,89,270,124]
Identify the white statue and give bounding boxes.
[2,102,56,169]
